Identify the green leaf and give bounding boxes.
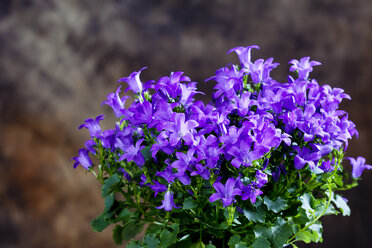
[297,223,323,244]
[299,194,315,219]
[159,223,179,248]
[117,208,132,222]
[190,240,206,248]
[243,207,266,223]
[333,173,344,187]
[263,196,288,213]
[102,174,121,197]
[141,147,152,161]
[144,233,160,248]
[122,221,144,241]
[113,225,124,245]
[227,234,241,247]
[235,242,249,248]
[252,237,270,248]
[308,223,323,243]
[332,194,350,216]
[146,223,163,235]
[127,240,143,248]
[254,218,292,248]
[91,213,111,232]
[205,245,216,248]
[183,197,197,210]
[104,193,115,213]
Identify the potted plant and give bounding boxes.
[72,45,371,248]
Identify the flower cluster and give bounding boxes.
[72,45,370,247]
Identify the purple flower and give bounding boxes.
[171,149,195,173]
[254,170,268,188]
[272,164,287,182]
[84,140,97,155]
[155,165,176,183]
[119,139,146,167]
[347,157,372,179]
[72,148,92,170]
[240,185,263,204]
[245,58,278,84]
[118,67,146,94]
[289,57,321,80]
[150,181,168,197]
[190,163,210,180]
[293,146,321,170]
[102,86,129,118]
[79,115,104,138]
[228,140,267,168]
[156,190,180,211]
[164,113,198,146]
[209,177,242,207]
[228,45,260,67]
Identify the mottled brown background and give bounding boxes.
[1,0,372,247]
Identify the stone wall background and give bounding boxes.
[1,0,372,247]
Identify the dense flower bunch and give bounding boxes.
[73,45,371,248]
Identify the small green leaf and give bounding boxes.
[253,218,292,248]
[141,146,152,161]
[235,242,249,248]
[263,196,288,213]
[205,245,216,248]
[183,197,197,209]
[227,234,241,247]
[112,225,124,245]
[333,173,344,187]
[144,233,160,248]
[190,240,206,248]
[117,208,132,222]
[122,221,144,241]
[102,174,121,197]
[127,240,143,248]
[243,207,266,223]
[252,237,270,248]
[159,223,179,248]
[332,194,350,216]
[91,213,111,232]
[104,193,115,213]
[299,194,315,219]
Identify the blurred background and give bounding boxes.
[1,0,372,247]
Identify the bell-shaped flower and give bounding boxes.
[72,148,92,170]
[228,45,260,68]
[289,57,321,80]
[149,181,167,197]
[102,86,129,118]
[118,67,146,94]
[156,190,180,211]
[79,115,104,138]
[347,157,372,179]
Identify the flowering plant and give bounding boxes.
[72,45,371,248]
